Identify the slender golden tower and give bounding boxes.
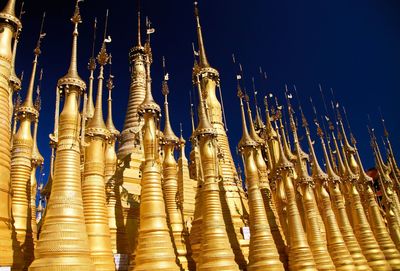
[300,108,355,271]
[82,15,115,269]
[133,38,180,271]
[192,74,239,271]
[177,126,196,271]
[286,98,335,271]
[160,58,188,270]
[31,98,44,249]
[270,115,317,270]
[11,18,45,268]
[105,59,129,263]
[193,3,249,267]
[0,0,22,267]
[370,131,400,250]
[317,120,371,271]
[354,130,400,270]
[244,93,287,267]
[237,87,284,271]
[262,96,280,169]
[188,121,204,265]
[9,3,23,122]
[29,2,94,270]
[30,71,44,248]
[335,126,390,271]
[116,9,147,252]
[118,9,146,159]
[177,127,196,231]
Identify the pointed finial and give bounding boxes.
[106,54,119,136]
[237,77,257,151]
[21,13,46,110]
[58,0,86,90]
[88,17,97,71]
[193,1,210,67]
[161,57,178,143]
[379,108,389,138]
[34,68,43,112]
[137,0,141,46]
[87,9,110,134]
[252,76,265,129]
[0,0,22,29]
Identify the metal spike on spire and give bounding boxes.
[137,0,141,46]
[22,13,46,109]
[161,57,178,142]
[34,68,43,111]
[193,1,210,67]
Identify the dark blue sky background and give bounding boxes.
[10,0,400,183]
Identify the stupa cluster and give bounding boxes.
[0,0,399,270]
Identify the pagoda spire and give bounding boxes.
[313,111,370,270]
[251,76,265,130]
[57,0,86,90]
[9,2,24,94]
[161,57,178,142]
[160,57,188,269]
[193,1,210,67]
[82,9,115,270]
[237,78,285,270]
[87,11,109,132]
[270,113,317,270]
[104,53,128,259]
[106,54,118,136]
[335,123,391,270]
[380,111,400,176]
[300,98,356,270]
[29,1,94,270]
[285,87,336,270]
[21,12,45,110]
[1,0,17,17]
[137,0,142,47]
[133,29,179,269]
[86,17,97,119]
[10,16,45,269]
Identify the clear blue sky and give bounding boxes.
[11,0,400,184]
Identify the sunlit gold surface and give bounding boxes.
[238,95,284,271]
[0,0,21,267]
[28,3,94,270]
[82,42,115,270]
[304,121,355,271]
[133,52,179,271]
[193,4,249,267]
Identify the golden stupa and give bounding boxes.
[0,0,398,270]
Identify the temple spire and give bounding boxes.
[58,0,86,90]
[137,0,141,46]
[251,76,264,130]
[87,9,110,131]
[22,12,45,109]
[237,80,256,149]
[379,110,399,173]
[1,0,17,17]
[86,17,97,119]
[106,54,119,136]
[162,57,178,142]
[193,1,210,67]
[299,97,326,178]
